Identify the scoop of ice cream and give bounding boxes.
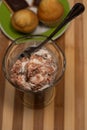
[10,48,57,91]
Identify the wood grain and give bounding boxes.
[12,90,24,130]
[0,0,87,130]
[75,15,85,130]
[0,31,10,130]
[43,101,54,130]
[64,21,75,130]
[2,81,15,130]
[23,107,34,130]
[83,1,87,130]
[33,108,44,130]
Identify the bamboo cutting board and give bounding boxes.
[0,0,87,130]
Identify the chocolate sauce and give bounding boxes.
[4,0,29,12]
[33,0,41,6]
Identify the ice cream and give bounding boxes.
[10,47,58,92]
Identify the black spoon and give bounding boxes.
[19,3,85,58]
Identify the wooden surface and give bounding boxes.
[0,0,87,130]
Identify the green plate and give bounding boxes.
[0,0,70,40]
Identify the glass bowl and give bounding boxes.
[2,35,66,108]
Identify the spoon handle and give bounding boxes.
[38,3,85,48]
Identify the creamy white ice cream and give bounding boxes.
[10,48,58,92]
